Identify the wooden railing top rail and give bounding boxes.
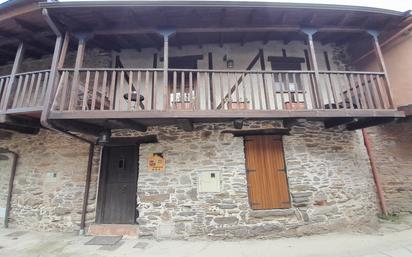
[319,70,385,75]
[14,69,51,76]
[57,68,384,75]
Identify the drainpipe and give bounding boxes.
[79,143,95,235]
[0,148,18,228]
[361,128,389,216]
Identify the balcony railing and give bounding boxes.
[52,68,393,114]
[0,74,11,110]
[1,70,50,113]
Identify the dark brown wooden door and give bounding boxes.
[244,135,291,210]
[98,145,138,224]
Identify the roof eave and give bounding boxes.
[38,1,405,17]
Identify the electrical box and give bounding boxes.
[198,170,221,193]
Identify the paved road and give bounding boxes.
[0,218,412,257]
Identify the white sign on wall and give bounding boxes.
[198,170,221,193]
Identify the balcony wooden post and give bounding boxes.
[159,29,175,110]
[302,28,321,109]
[40,8,63,128]
[2,42,25,111]
[69,34,90,110]
[58,32,70,69]
[367,30,394,108]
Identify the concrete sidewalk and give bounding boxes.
[0,217,412,257]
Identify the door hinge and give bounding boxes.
[276,168,286,172]
[246,169,256,173]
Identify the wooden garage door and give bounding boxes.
[244,135,291,210]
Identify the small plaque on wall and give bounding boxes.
[148,153,165,172]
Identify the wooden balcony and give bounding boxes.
[0,70,50,116]
[48,68,401,123]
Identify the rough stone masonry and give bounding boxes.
[0,120,379,239]
[113,120,378,239]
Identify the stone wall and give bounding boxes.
[0,129,99,232]
[366,121,412,213]
[112,120,378,239]
[0,120,379,237]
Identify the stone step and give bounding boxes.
[88,224,139,237]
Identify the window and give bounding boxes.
[269,56,305,96]
[167,55,202,109]
[244,135,291,210]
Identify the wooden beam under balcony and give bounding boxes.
[346,117,395,130]
[0,114,40,134]
[49,109,405,121]
[90,25,367,36]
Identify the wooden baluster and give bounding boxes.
[326,74,339,110]
[172,71,177,109]
[117,71,124,111]
[227,72,232,109]
[82,71,91,111]
[153,71,157,110]
[342,74,354,109]
[50,72,62,111]
[109,71,116,110]
[2,78,10,107]
[321,74,333,109]
[298,73,308,109]
[24,73,36,107]
[337,73,353,109]
[375,75,386,109]
[0,78,8,107]
[263,73,270,110]
[59,72,69,111]
[136,71,141,111]
[344,74,361,109]
[291,73,299,109]
[277,73,285,110]
[195,72,200,110]
[369,74,382,109]
[145,71,150,111]
[219,73,224,110]
[284,73,293,109]
[255,73,263,110]
[248,73,255,110]
[16,75,29,108]
[204,72,212,110]
[91,71,99,111]
[189,72,193,109]
[31,73,42,107]
[180,71,185,107]
[100,71,108,110]
[348,74,360,109]
[264,73,271,109]
[356,74,368,109]
[306,73,317,109]
[362,74,374,109]
[0,78,4,106]
[241,73,247,109]
[334,74,346,109]
[127,71,133,111]
[211,72,216,110]
[235,72,240,106]
[0,79,4,107]
[39,72,49,106]
[12,75,24,108]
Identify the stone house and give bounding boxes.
[0,0,410,239]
